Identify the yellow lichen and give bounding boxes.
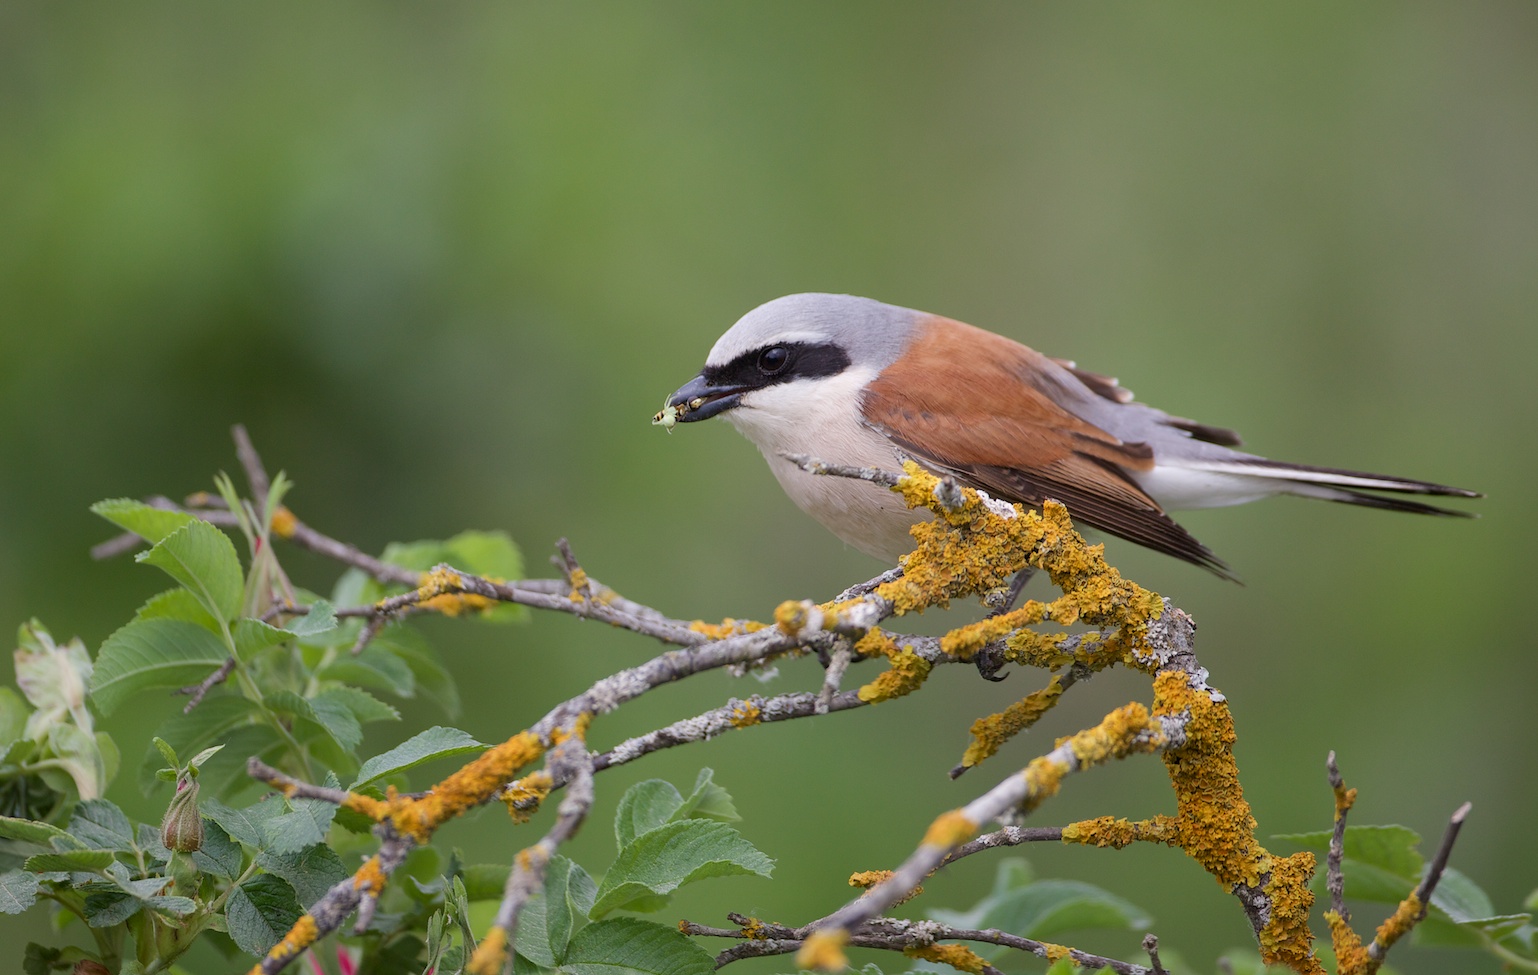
[738,915,768,940]
[567,567,590,600]
[1260,853,1323,973]
[795,929,850,971]
[690,617,767,639]
[848,869,895,889]
[923,810,978,848]
[854,628,933,703]
[465,926,509,975]
[501,770,554,824]
[1335,783,1358,821]
[269,505,298,539]
[352,855,387,895]
[1041,941,1071,962]
[959,676,1064,769]
[341,791,388,822]
[1371,891,1423,957]
[387,730,546,840]
[1061,815,1177,850]
[775,600,813,635]
[729,699,762,727]
[249,913,318,973]
[904,943,987,973]
[1327,909,1369,975]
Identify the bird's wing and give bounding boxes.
[859,315,1233,577]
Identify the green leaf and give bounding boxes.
[929,860,1151,941]
[372,626,459,717]
[315,645,416,699]
[25,849,115,872]
[557,917,713,975]
[196,723,287,798]
[590,820,773,918]
[0,816,73,847]
[40,723,108,801]
[516,856,597,967]
[139,696,260,794]
[284,600,338,638]
[226,873,304,955]
[351,726,486,790]
[136,520,244,622]
[1412,916,1487,948]
[1274,825,1424,880]
[192,820,244,879]
[91,618,229,716]
[0,869,40,914]
[84,889,144,927]
[381,531,527,623]
[676,768,739,823]
[202,798,268,850]
[68,800,134,852]
[133,588,221,633]
[462,862,512,901]
[0,687,27,743]
[257,843,349,907]
[90,499,197,544]
[613,780,684,850]
[232,619,292,661]
[260,794,338,855]
[1430,867,1496,923]
[312,686,398,728]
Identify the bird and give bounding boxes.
[656,293,1479,579]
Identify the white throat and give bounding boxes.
[723,368,929,563]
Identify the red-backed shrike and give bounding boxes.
[658,293,1477,577]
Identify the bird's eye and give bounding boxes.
[757,346,791,375]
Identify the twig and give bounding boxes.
[231,423,271,506]
[937,826,1066,868]
[247,759,356,806]
[1143,933,1169,975]
[177,658,236,713]
[685,915,1154,975]
[1327,750,1353,921]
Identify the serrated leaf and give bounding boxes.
[25,849,115,872]
[226,873,303,955]
[68,800,134,852]
[590,820,772,918]
[259,794,338,855]
[192,820,244,879]
[929,859,1150,942]
[557,917,714,974]
[614,780,684,851]
[139,696,261,793]
[257,843,349,907]
[676,768,738,823]
[0,869,40,913]
[145,894,196,917]
[316,645,416,699]
[232,619,292,661]
[462,862,511,902]
[372,626,459,717]
[202,797,271,850]
[1430,867,1496,923]
[91,618,229,716]
[313,687,398,727]
[90,499,197,545]
[83,889,144,927]
[136,520,244,622]
[132,588,221,633]
[0,817,72,846]
[516,856,597,966]
[351,726,486,790]
[305,695,363,752]
[1274,825,1424,880]
[284,600,337,638]
[1460,914,1531,941]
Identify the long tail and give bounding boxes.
[1183,458,1481,516]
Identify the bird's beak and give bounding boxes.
[657,373,748,424]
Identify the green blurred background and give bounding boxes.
[2,3,1534,972]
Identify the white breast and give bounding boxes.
[723,369,929,563]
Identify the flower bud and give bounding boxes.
[160,774,204,852]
